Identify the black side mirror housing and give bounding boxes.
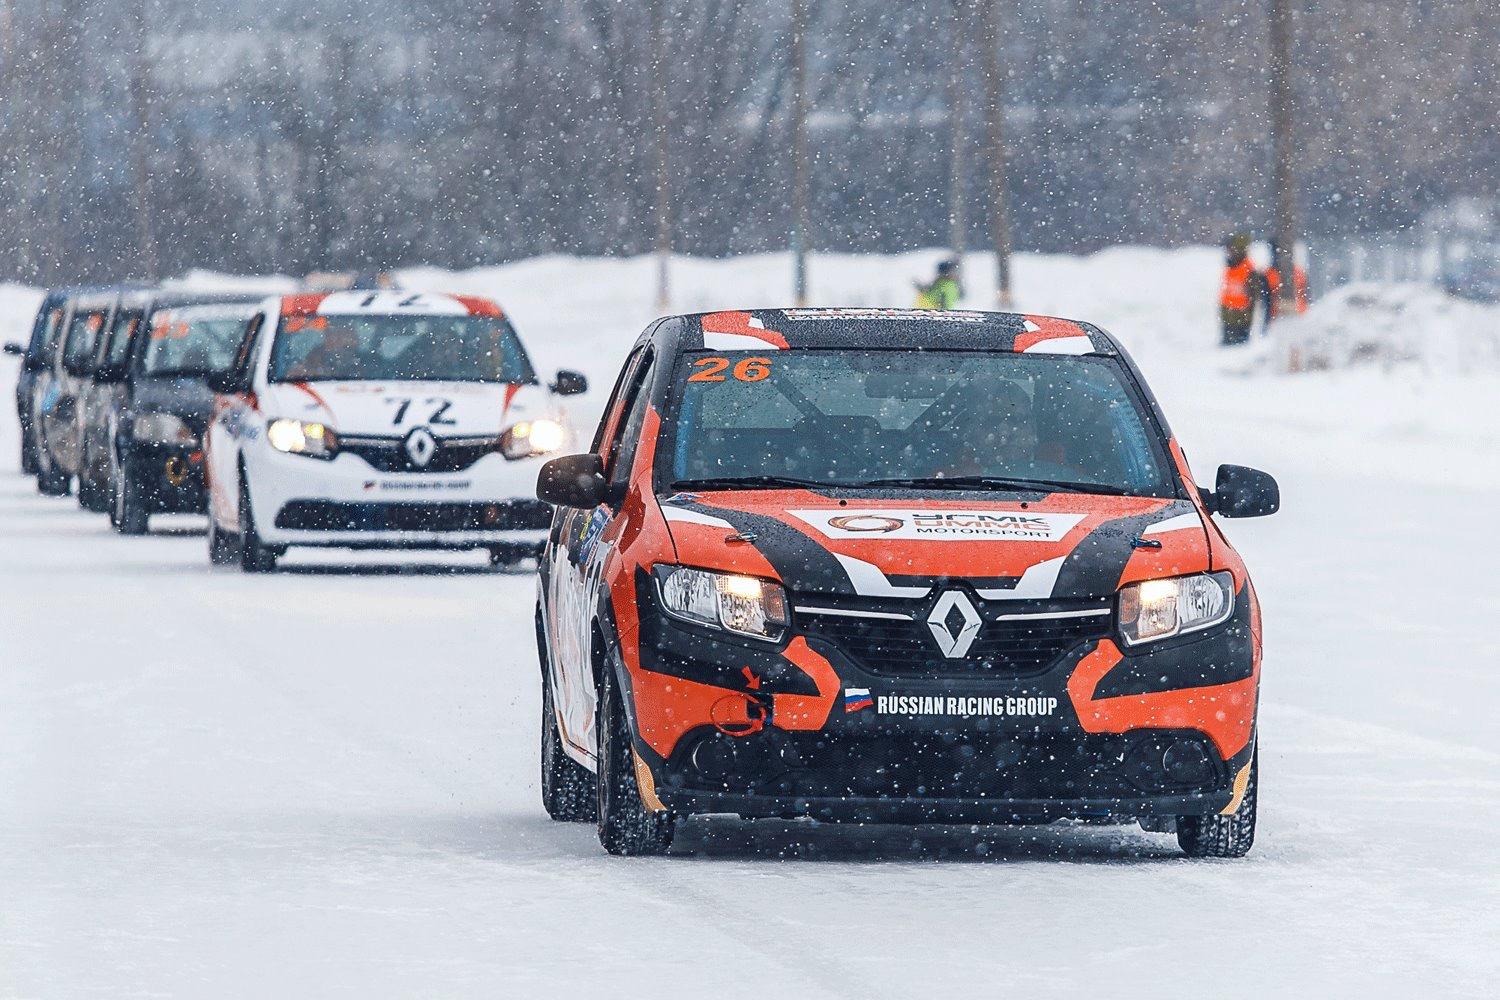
[62,358,92,377]
[2,341,23,357]
[537,453,607,508]
[206,370,242,394]
[92,364,125,384]
[1210,464,1280,518]
[550,369,588,396]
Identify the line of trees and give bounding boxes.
[0,0,1494,285]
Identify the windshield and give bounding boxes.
[141,307,252,376]
[267,314,537,384]
[663,350,1174,496]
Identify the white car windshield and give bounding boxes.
[268,314,538,384]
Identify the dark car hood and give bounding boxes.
[131,375,217,428]
[657,489,1211,602]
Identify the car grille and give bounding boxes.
[795,594,1112,679]
[339,435,497,473]
[274,499,553,532]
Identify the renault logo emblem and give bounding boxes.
[927,591,982,658]
[404,426,437,468]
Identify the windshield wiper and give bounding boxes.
[670,475,835,491]
[854,475,1133,496]
[147,367,219,379]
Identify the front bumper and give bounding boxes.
[125,442,207,514]
[246,445,552,548]
[626,582,1258,823]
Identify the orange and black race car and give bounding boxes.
[535,308,1278,857]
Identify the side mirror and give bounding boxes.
[92,365,125,384]
[206,370,243,394]
[3,341,23,357]
[62,358,92,378]
[1209,464,1280,518]
[550,369,588,396]
[537,453,607,509]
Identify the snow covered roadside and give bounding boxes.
[2,249,1499,998]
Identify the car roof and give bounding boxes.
[117,289,267,312]
[662,309,1121,356]
[277,291,504,318]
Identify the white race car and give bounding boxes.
[204,290,587,571]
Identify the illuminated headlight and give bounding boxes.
[267,418,337,459]
[1118,572,1234,646]
[132,412,197,446]
[654,565,789,641]
[499,419,566,460]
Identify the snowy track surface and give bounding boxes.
[3,252,1499,997]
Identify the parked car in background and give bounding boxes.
[82,293,263,532]
[29,291,122,496]
[204,290,588,571]
[535,308,1279,857]
[4,290,75,476]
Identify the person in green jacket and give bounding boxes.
[915,259,962,309]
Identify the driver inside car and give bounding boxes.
[286,323,362,381]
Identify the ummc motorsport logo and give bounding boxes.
[792,509,1087,542]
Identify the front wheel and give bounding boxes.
[111,455,149,535]
[238,475,279,573]
[1177,747,1257,858]
[596,650,674,856]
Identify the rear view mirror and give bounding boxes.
[551,369,588,396]
[3,341,23,357]
[537,453,607,508]
[1210,464,1280,518]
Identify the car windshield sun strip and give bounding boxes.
[852,476,1134,495]
[670,475,838,490]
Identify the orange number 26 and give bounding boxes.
[688,357,772,383]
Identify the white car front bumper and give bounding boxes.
[244,444,554,549]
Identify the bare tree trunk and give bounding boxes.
[791,0,810,306]
[128,0,159,282]
[651,0,671,309]
[980,0,1012,307]
[1269,0,1297,312]
[947,0,969,293]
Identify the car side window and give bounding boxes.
[590,346,646,457]
[63,310,107,370]
[605,351,656,486]
[104,311,144,369]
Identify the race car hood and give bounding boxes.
[656,490,1211,602]
[259,379,556,437]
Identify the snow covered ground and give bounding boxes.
[2,249,1498,998]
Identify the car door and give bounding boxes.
[42,303,105,474]
[547,345,655,761]
[206,311,267,530]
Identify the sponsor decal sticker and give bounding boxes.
[782,308,988,323]
[662,492,704,504]
[790,509,1086,542]
[873,694,1060,718]
[844,687,874,713]
[371,479,473,492]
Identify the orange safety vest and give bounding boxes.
[1265,265,1309,315]
[1220,259,1257,311]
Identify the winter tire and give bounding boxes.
[596,649,674,856]
[539,616,596,823]
[238,474,279,573]
[208,509,238,566]
[77,468,108,512]
[20,431,37,476]
[1177,747,1257,859]
[111,457,149,535]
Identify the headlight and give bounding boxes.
[1118,571,1234,646]
[132,412,197,445]
[654,565,789,641]
[267,418,338,459]
[499,419,566,460]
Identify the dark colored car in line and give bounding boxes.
[29,291,123,497]
[534,308,1279,858]
[83,291,262,533]
[4,290,74,476]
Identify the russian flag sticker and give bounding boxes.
[844,688,874,713]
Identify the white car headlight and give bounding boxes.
[132,413,197,445]
[267,418,338,459]
[655,565,789,641]
[499,419,566,460]
[1118,571,1235,646]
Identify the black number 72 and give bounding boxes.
[386,397,455,425]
